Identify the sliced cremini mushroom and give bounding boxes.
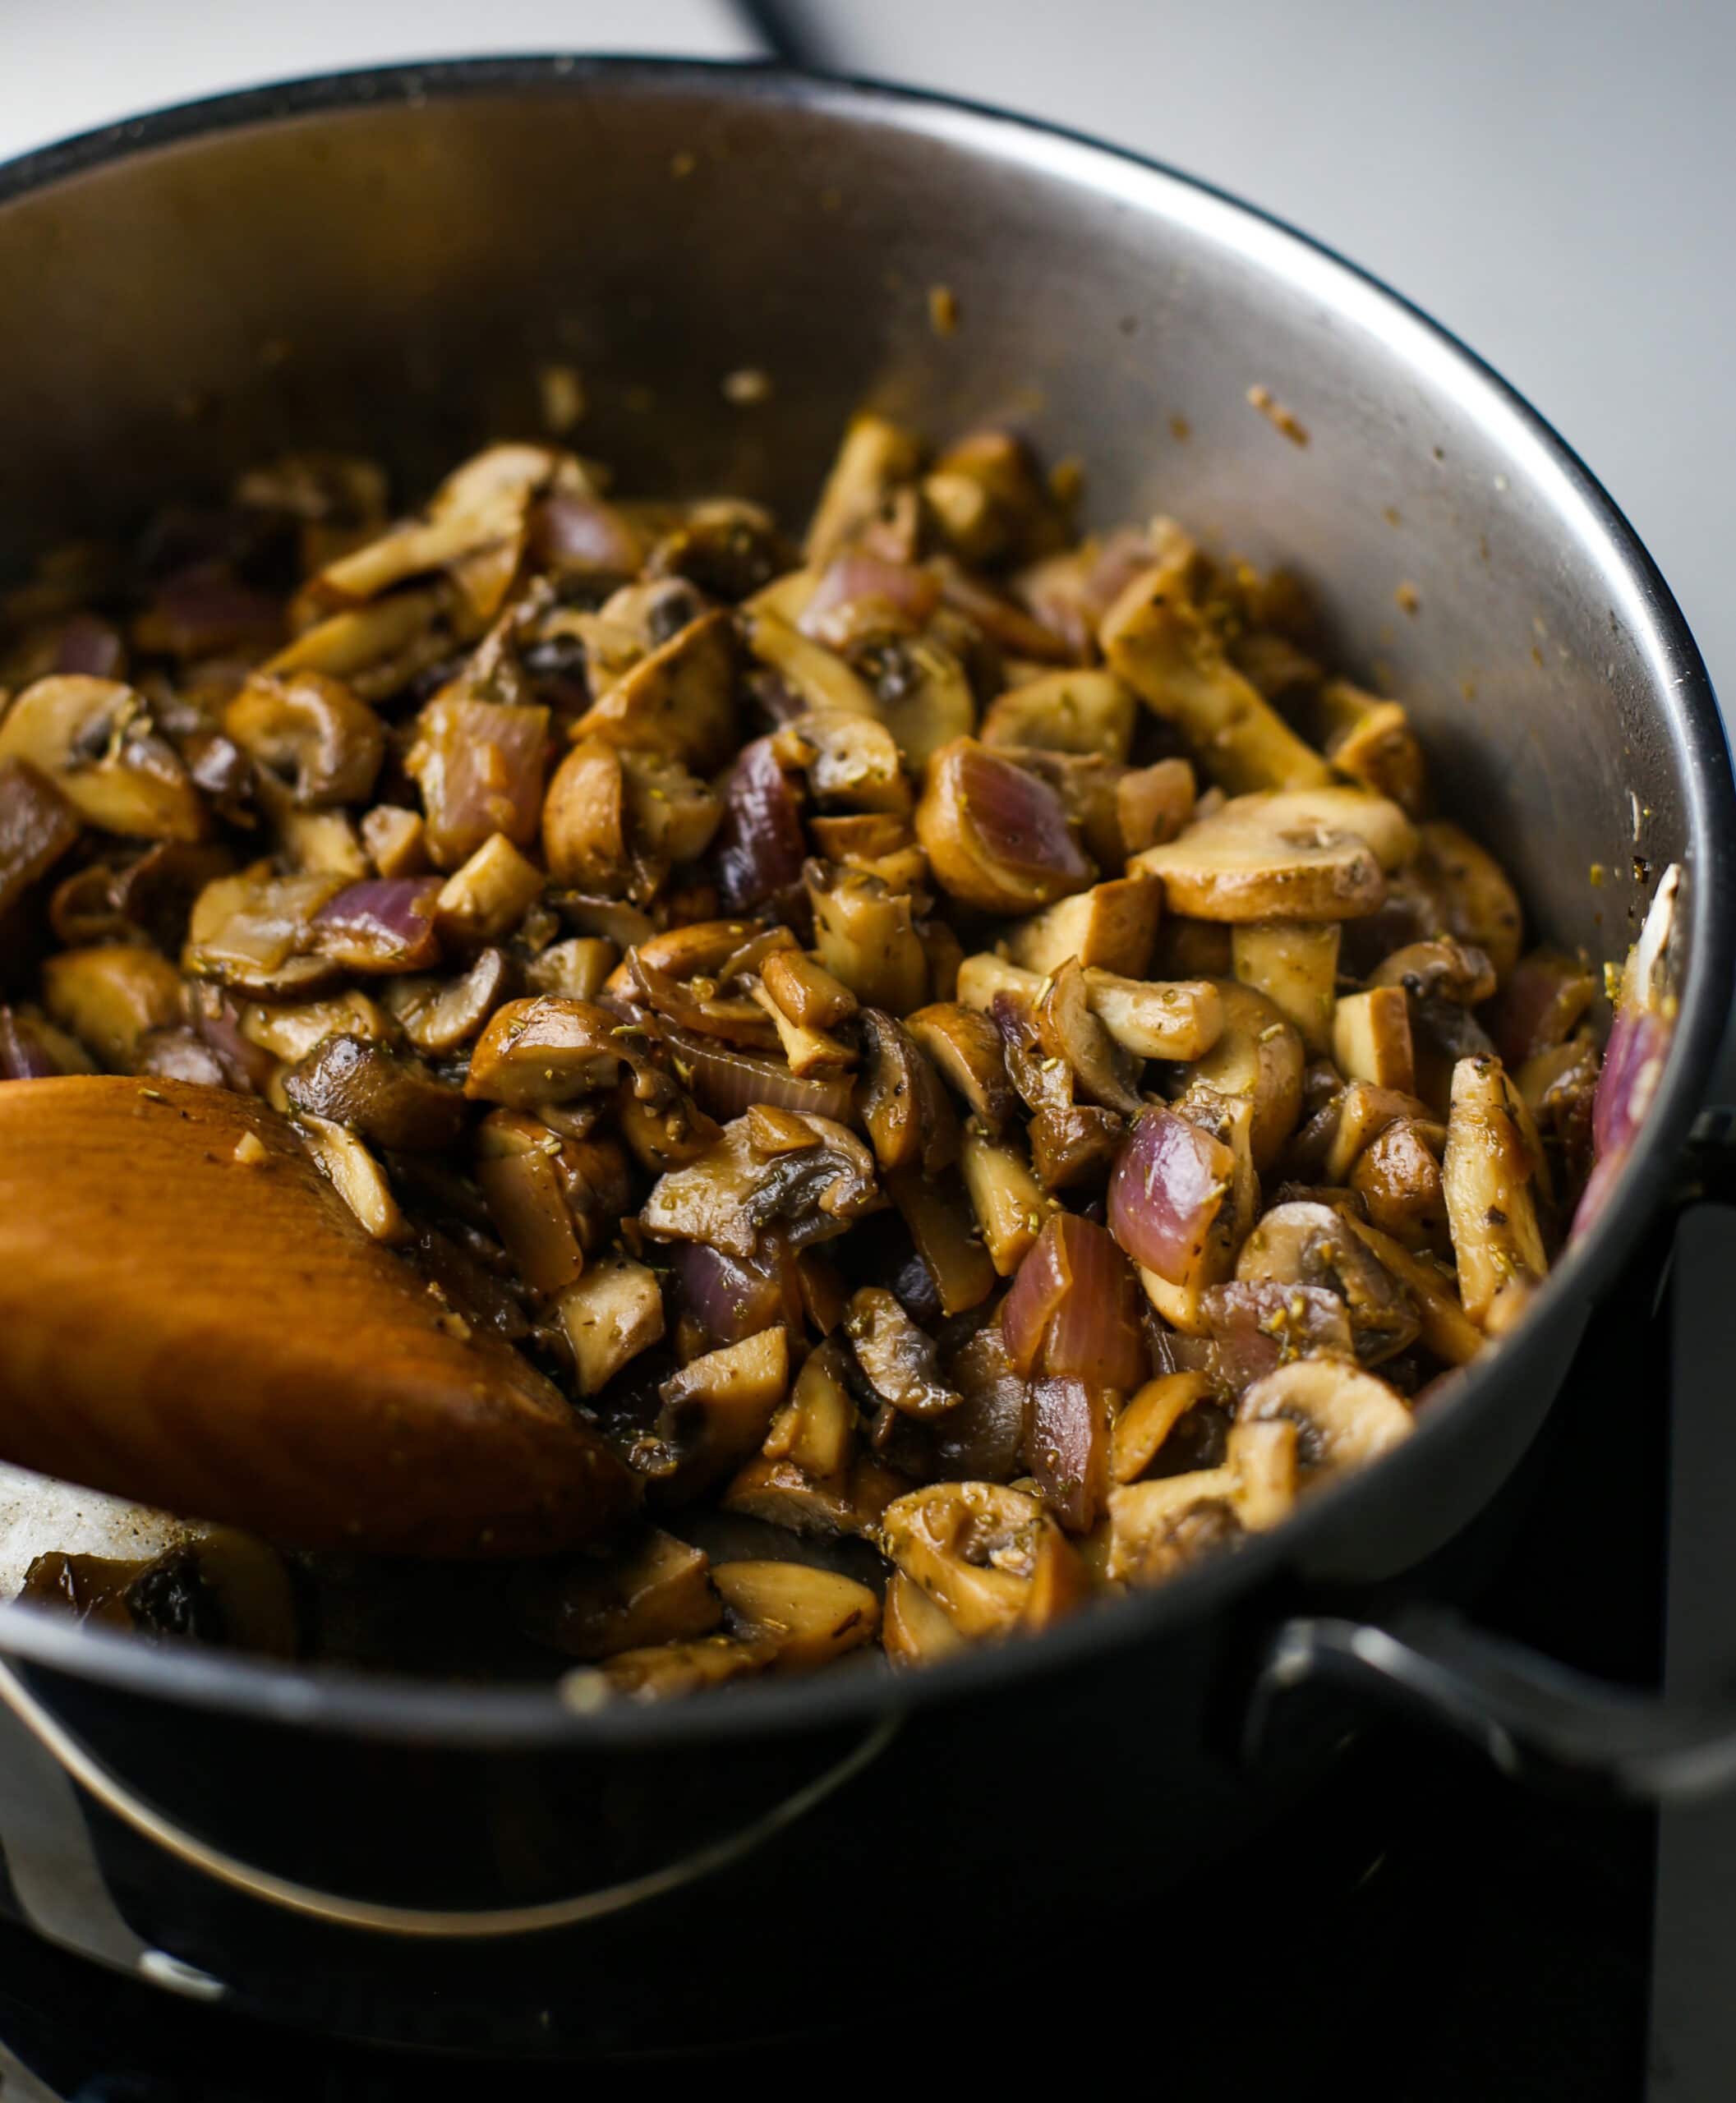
[40,943,183,1069]
[847,628,979,774]
[1350,1116,1449,1254]
[772,707,911,817]
[555,1249,666,1395]
[762,1336,859,1480]
[262,587,453,703]
[881,1569,969,1666]
[0,756,81,917]
[804,413,923,567]
[541,737,628,892]
[463,996,624,1109]
[1110,1369,1216,1485]
[1315,679,1427,815]
[740,605,879,718]
[574,607,739,775]
[960,1125,1054,1274]
[518,1530,721,1659]
[1442,1053,1547,1329]
[1368,936,1498,1008]
[1411,821,1525,982]
[886,1164,997,1316]
[384,946,513,1055]
[711,1561,880,1673]
[804,858,929,1015]
[760,949,859,1033]
[854,1010,960,1175]
[748,977,855,1078]
[1315,1079,1443,1185]
[652,1327,791,1492]
[1333,1208,1483,1367]
[283,1035,468,1152]
[292,1112,408,1244]
[1486,946,1600,1067]
[980,668,1137,761]
[1235,1199,1420,1365]
[1103,1467,1241,1585]
[1006,872,1163,979]
[587,1631,776,1701]
[1236,1355,1414,1483]
[1332,986,1416,1095]
[1133,786,1415,922]
[1231,920,1341,1056]
[525,936,618,1003]
[878,1479,1087,1638]
[237,990,389,1065]
[222,670,384,809]
[434,832,545,945]
[846,1286,960,1419]
[0,677,205,842]
[473,1108,587,1296]
[639,1111,880,1259]
[1035,958,1142,1116]
[916,738,1094,916]
[905,1001,1015,1134]
[1116,756,1197,855]
[182,862,348,997]
[722,1453,909,1540]
[1177,977,1304,1171]
[1100,566,1335,794]
[1082,969,1224,1063]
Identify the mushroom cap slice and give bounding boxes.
[1133,787,1416,923]
[1236,1356,1414,1482]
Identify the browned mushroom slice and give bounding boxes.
[641,1112,880,1259]
[804,858,929,1015]
[0,1003,95,1080]
[847,1286,960,1419]
[464,996,624,1109]
[234,991,389,1066]
[878,1480,1088,1638]
[748,978,854,1078]
[1105,1470,1243,1585]
[849,629,979,775]
[774,708,912,816]
[588,1631,776,1701]
[1331,986,1416,1095]
[1006,873,1164,979]
[652,1328,792,1492]
[384,946,513,1056]
[886,1166,998,1316]
[1486,947,1600,1067]
[518,1530,721,1660]
[263,587,453,703]
[627,951,780,1052]
[722,1453,909,1540]
[759,949,858,1033]
[222,670,384,809]
[1026,958,1138,1116]
[980,668,1138,761]
[1177,978,1304,1171]
[1367,936,1498,1008]
[40,943,183,1069]
[1333,1208,1483,1366]
[183,863,348,997]
[916,738,1094,915]
[283,1035,467,1152]
[1231,920,1341,1056]
[1117,756,1197,855]
[555,1249,666,1395]
[1083,969,1224,1062]
[1100,567,1335,794]
[1029,1104,1126,1192]
[960,1126,1054,1274]
[905,1001,1015,1134]
[1315,679,1427,815]
[1235,1199,1419,1365]
[1412,821,1524,982]
[1110,1369,1216,1485]
[292,1114,408,1245]
[1349,1117,1449,1253]
[882,1569,969,1666]
[434,834,545,945]
[405,693,550,872]
[1134,787,1415,922]
[711,1561,881,1672]
[1236,1356,1414,1483]
[573,607,739,775]
[762,1337,859,1479]
[1442,1053,1547,1329]
[740,604,879,718]
[541,738,628,892]
[0,677,206,842]
[1201,1281,1356,1392]
[854,1010,960,1175]
[1313,1079,1440,1184]
[526,937,618,1003]
[804,414,923,567]
[0,757,81,917]
[472,1109,587,1295]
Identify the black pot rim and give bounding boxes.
[0,52,1729,1755]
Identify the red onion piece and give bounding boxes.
[409,697,550,868]
[136,572,284,660]
[187,987,274,1093]
[1108,1106,1232,1281]
[0,1008,64,1079]
[53,613,126,679]
[531,491,642,577]
[799,553,939,637]
[1002,1214,1147,1389]
[656,1019,855,1123]
[1026,1376,1111,1532]
[671,1236,802,1350]
[712,737,807,913]
[313,877,443,973]
[1572,1006,1670,1238]
[958,743,1089,884]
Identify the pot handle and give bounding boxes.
[1245,1604,1736,1803]
[1249,1185,1736,1804]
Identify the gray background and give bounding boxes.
[3,0,1731,708]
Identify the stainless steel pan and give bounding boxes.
[0,57,1730,2051]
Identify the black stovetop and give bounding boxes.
[0,1214,1708,2099]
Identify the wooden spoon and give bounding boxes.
[0,1076,635,1557]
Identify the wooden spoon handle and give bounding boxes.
[0,1077,634,1557]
